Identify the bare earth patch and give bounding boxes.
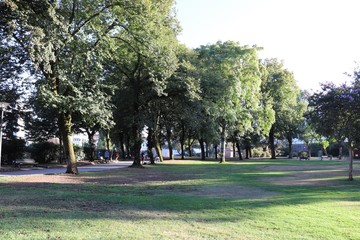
[188,185,277,199]
[260,164,352,186]
[3,167,197,187]
[1,165,278,200]
[2,160,356,198]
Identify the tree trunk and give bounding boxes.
[199,138,205,160]
[338,146,343,160]
[59,134,65,164]
[232,141,235,158]
[214,144,218,159]
[154,112,163,162]
[106,129,111,152]
[287,135,293,159]
[306,142,312,160]
[130,124,142,167]
[348,146,354,181]
[323,146,328,156]
[86,129,95,161]
[155,140,163,162]
[236,140,243,160]
[119,133,126,159]
[245,147,249,159]
[187,138,192,157]
[166,127,174,160]
[125,134,131,158]
[180,123,186,160]
[154,126,163,162]
[147,127,155,164]
[205,141,209,158]
[219,123,226,163]
[180,140,185,160]
[269,126,276,159]
[59,113,78,174]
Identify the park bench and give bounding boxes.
[13,159,39,168]
[320,155,333,160]
[299,155,309,160]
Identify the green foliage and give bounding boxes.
[307,82,360,179]
[196,41,263,161]
[261,58,304,158]
[73,145,85,161]
[25,93,59,142]
[251,147,271,158]
[1,0,180,169]
[262,59,303,134]
[1,0,315,165]
[107,0,179,164]
[1,139,26,163]
[28,142,59,164]
[308,83,360,146]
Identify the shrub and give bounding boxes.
[83,146,95,160]
[2,139,26,164]
[252,147,271,158]
[73,145,85,161]
[28,142,60,164]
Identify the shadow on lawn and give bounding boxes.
[0,160,360,227]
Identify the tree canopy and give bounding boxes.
[1,0,360,181]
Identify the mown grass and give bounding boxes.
[0,158,359,240]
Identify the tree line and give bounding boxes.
[1,0,358,180]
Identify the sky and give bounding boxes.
[175,0,360,91]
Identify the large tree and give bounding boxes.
[108,0,179,167]
[1,0,177,172]
[283,91,307,158]
[157,45,201,160]
[308,83,360,180]
[196,41,262,163]
[261,59,301,159]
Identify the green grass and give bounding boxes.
[0,158,359,239]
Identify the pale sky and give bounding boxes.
[175,0,360,91]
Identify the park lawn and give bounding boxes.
[0,158,359,240]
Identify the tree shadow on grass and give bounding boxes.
[0,160,359,232]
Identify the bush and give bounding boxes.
[2,139,26,164]
[73,145,85,161]
[252,147,271,158]
[28,142,60,164]
[83,146,95,160]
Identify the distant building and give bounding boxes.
[292,143,308,153]
[48,132,100,147]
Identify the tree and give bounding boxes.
[157,45,202,160]
[107,0,179,167]
[261,59,301,159]
[298,119,318,160]
[308,83,360,180]
[196,41,262,163]
[283,91,308,158]
[319,139,330,157]
[1,0,178,172]
[1,0,122,173]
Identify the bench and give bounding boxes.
[320,155,333,160]
[299,155,309,160]
[13,159,39,168]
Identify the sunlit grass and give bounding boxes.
[0,158,359,239]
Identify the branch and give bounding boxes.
[88,21,117,52]
[68,0,76,30]
[68,4,113,39]
[111,36,147,59]
[11,33,27,53]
